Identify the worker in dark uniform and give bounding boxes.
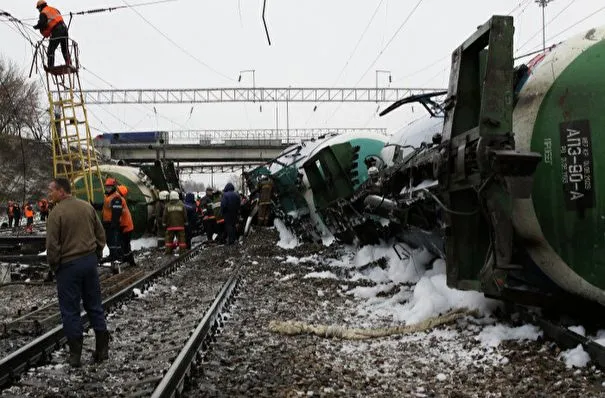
[183,192,197,249]
[33,1,71,68]
[221,183,241,245]
[117,185,136,267]
[24,202,35,233]
[6,201,15,228]
[46,178,108,367]
[199,187,215,242]
[162,191,188,255]
[12,203,21,228]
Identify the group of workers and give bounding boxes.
[155,182,242,252]
[4,199,50,232]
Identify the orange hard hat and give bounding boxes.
[117,185,128,197]
[104,177,117,186]
[36,0,46,8]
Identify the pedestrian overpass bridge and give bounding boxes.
[96,128,387,163]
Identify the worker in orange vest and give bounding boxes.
[33,1,71,68]
[24,202,35,233]
[100,178,127,265]
[117,185,136,267]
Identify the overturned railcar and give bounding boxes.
[355,16,605,311]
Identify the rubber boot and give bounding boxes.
[67,337,83,367]
[92,330,110,363]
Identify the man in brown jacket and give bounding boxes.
[46,178,109,367]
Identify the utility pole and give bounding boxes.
[536,0,553,52]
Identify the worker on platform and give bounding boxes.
[38,198,49,221]
[162,191,188,255]
[117,185,136,267]
[100,178,126,263]
[46,178,108,367]
[24,202,35,233]
[155,190,169,248]
[221,183,241,245]
[33,1,71,68]
[6,201,15,228]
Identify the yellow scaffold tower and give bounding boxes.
[37,39,103,201]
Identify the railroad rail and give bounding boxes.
[0,247,201,389]
[521,311,605,369]
[151,273,240,398]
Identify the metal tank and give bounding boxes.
[512,27,605,305]
[74,164,158,238]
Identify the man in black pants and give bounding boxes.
[33,1,71,68]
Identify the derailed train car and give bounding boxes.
[260,15,605,312]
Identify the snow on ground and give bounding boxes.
[311,241,500,325]
[274,219,300,249]
[560,344,591,369]
[476,324,542,347]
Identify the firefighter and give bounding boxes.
[38,198,49,221]
[256,175,274,226]
[33,1,71,68]
[155,191,169,248]
[6,201,15,228]
[117,185,136,266]
[100,178,125,263]
[211,190,225,244]
[162,191,187,255]
[24,202,35,233]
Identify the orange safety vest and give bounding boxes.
[40,6,64,38]
[102,192,134,233]
[24,206,34,218]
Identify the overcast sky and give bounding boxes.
[1,0,603,188]
[2,0,603,137]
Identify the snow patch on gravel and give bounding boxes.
[275,219,301,249]
[559,344,591,369]
[476,324,542,347]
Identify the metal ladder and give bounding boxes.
[40,40,103,201]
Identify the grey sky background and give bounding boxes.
[1,0,603,188]
[2,0,603,135]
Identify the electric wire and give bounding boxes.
[120,0,234,82]
[515,0,577,54]
[325,0,424,125]
[522,4,605,54]
[353,0,425,87]
[305,0,385,127]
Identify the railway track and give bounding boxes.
[1,266,146,336]
[0,247,205,391]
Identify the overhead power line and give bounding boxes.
[515,0,576,53]
[121,0,235,82]
[354,0,425,87]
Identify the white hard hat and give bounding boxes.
[368,166,379,176]
[169,191,179,200]
[159,190,169,200]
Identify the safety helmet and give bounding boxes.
[117,185,128,197]
[104,177,117,187]
[36,0,46,8]
[169,191,179,201]
[159,190,169,200]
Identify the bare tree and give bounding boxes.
[0,57,48,140]
[181,179,205,193]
